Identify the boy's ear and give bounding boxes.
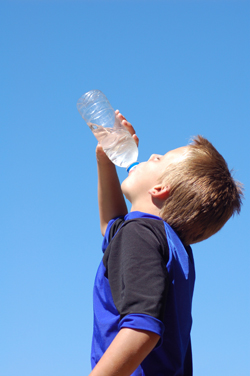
[149,184,170,200]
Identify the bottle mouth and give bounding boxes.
[127,162,139,173]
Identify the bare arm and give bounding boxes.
[89,328,160,376]
[97,146,127,235]
[97,111,139,235]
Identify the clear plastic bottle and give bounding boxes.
[77,90,139,171]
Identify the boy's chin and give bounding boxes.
[121,181,132,203]
[121,179,127,193]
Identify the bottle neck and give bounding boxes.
[126,162,139,173]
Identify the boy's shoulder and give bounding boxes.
[103,215,170,272]
[106,213,193,260]
[108,215,168,251]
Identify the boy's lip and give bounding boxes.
[129,168,136,175]
[127,162,140,174]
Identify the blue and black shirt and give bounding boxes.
[91,211,195,375]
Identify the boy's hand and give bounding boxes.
[96,110,139,164]
[115,110,139,147]
[96,142,110,165]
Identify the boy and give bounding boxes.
[89,112,243,376]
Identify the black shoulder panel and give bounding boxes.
[103,218,169,322]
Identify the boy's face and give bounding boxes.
[121,146,188,203]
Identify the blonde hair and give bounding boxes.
[160,136,243,245]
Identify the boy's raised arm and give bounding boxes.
[97,112,139,235]
[97,145,127,235]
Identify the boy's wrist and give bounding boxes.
[96,154,115,168]
[96,145,115,168]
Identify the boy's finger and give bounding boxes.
[115,110,137,138]
[132,134,139,147]
[116,110,131,124]
[122,119,136,135]
[116,111,126,122]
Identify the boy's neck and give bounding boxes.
[130,202,162,217]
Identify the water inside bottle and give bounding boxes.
[88,123,138,168]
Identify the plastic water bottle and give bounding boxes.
[77,90,139,172]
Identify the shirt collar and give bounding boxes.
[124,211,162,221]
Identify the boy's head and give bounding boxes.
[122,135,243,245]
[159,135,243,245]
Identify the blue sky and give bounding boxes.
[1,1,249,375]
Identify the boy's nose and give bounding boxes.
[148,154,157,161]
[148,154,161,161]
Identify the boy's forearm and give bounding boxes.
[97,155,127,235]
[89,328,160,376]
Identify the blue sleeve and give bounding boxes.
[119,313,165,344]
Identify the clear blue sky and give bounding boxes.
[1,1,249,375]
